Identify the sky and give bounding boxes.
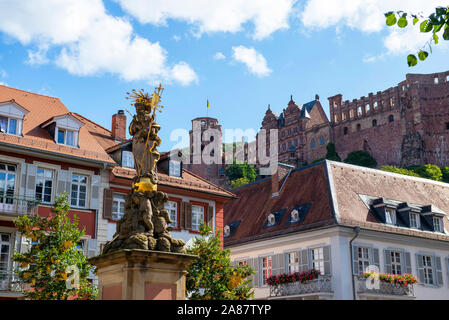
[0,0,448,151]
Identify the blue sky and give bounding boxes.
[0,0,448,151]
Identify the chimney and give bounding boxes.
[112,110,126,141]
[271,168,279,197]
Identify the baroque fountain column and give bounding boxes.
[89,86,196,300]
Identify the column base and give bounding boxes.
[89,249,197,300]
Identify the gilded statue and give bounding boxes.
[103,85,186,255]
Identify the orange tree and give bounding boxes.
[186,223,254,300]
[13,193,96,300]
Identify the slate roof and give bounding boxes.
[224,161,449,247]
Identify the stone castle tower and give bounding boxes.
[184,70,449,190]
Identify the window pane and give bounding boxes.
[58,130,65,144]
[66,130,74,146]
[0,116,7,133]
[8,118,17,135]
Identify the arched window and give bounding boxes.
[357,106,362,116]
[356,124,361,131]
[389,115,394,122]
[343,127,349,135]
[319,136,325,145]
[372,119,377,127]
[366,104,370,112]
[310,139,316,149]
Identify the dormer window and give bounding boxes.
[224,225,230,237]
[42,113,83,148]
[267,213,275,226]
[433,216,443,233]
[0,116,19,135]
[0,100,29,136]
[169,160,181,177]
[122,151,134,168]
[385,208,396,225]
[290,209,299,222]
[409,212,420,229]
[57,129,75,146]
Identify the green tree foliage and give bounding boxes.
[225,160,257,183]
[186,224,254,300]
[325,142,342,162]
[385,6,449,66]
[344,150,377,168]
[380,165,420,177]
[442,166,449,183]
[13,193,97,300]
[406,164,442,181]
[382,164,449,183]
[230,177,251,189]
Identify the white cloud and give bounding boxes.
[299,0,449,56]
[27,44,50,65]
[172,35,181,42]
[0,0,197,86]
[232,46,272,77]
[213,52,226,61]
[115,0,296,40]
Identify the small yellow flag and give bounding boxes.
[207,99,210,109]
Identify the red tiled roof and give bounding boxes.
[111,166,235,199]
[72,112,120,151]
[0,85,115,164]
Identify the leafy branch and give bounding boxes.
[385,6,449,66]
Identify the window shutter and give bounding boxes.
[416,254,425,283]
[87,238,97,258]
[372,248,380,271]
[404,251,412,274]
[384,249,392,274]
[180,202,186,229]
[298,249,309,272]
[20,166,27,197]
[352,245,359,275]
[102,189,113,219]
[207,206,214,228]
[323,246,331,275]
[446,257,449,288]
[435,256,443,286]
[248,257,259,287]
[90,175,101,210]
[25,163,37,198]
[56,169,70,196]
[272,253,285,275]
[184,202,192,230]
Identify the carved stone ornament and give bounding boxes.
[103,85,186,254]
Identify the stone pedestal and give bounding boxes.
[89,249,197,300]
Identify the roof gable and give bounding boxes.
[0,100,29,119]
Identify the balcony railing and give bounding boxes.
[0,195,41,216]
[269,275,333,298]
[0,270,24,293]
[356,276,415,298]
